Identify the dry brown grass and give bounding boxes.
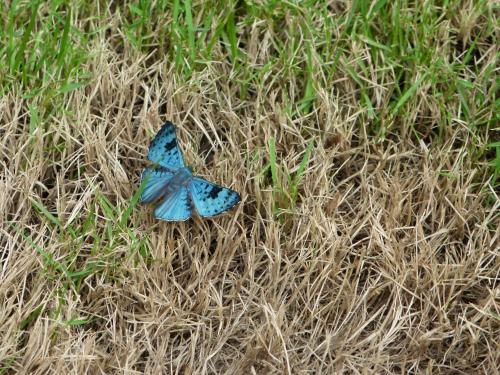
[1,2,499,374]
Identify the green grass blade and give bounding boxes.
[291,139,314,202]
[172,0,184,72]
[57,7,72,73]
[14,0,40,73]
[31,198,62,228]
[6,0,19,69]
[298,41,316,114]
[119,173,149,227]
[226,11,238,64]
[392,73,428,114]
[28,104,39,135]
[19,305,44,330]
[268,137,280,191]
[184,0,195,64]
[62,317,93,326]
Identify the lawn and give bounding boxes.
[0,0,498,374]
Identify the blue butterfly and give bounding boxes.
[139,121,241,221]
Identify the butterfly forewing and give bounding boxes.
[147,121,185,169]
[189,177,241,217]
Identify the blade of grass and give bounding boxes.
[119,173,150,227]
[6,0,19,69]
[58,80,87,94]
[298,41,315,115]
[268,137,280,192]
[62,317,93,326]
[225,11,238,64]
[291,139,314,203]
[0,356,17,375]
[392,73,428,114]
[184,0,195,64]
[57,7,72,74]
[19,305,44,330]
[172,0,183,72]
[14,0,40,73]
[10,223,71,280]
[28,104,39,135]
[31,198,62,228]
[31,198,77,239]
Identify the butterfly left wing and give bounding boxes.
[154,185,192,221]
[147,121,185,169]
[139,167,174,204]
[189,177,240,217]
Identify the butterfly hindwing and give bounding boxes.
[140,167,174,204]
[189,177,240,217]
[154,185,192,221]
[147,121,185,169]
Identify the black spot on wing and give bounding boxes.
[164,138,177,152]
[207,185,223,199]
[147,121,186,168]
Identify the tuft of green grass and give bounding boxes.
[1,1,89,89]
[266,137,314,217]
[15,184,150,314]
[486,141,500,187]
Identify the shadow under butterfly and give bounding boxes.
[138,121,241,221]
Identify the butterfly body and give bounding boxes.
[166,167,193,191]
[139,122,240,221]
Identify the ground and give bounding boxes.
[0,1,498,374]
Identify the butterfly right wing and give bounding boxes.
[140,167,174,204]
[154,185,192,221]
[189,177,240,217]
[147,121,185,169]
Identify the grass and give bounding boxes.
[0,0,498,373]
[266,136,314,217]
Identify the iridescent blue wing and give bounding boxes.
[147,121,185,169]
[189,177,240,217]
[154,186,192,221]
[139,167,174,204]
